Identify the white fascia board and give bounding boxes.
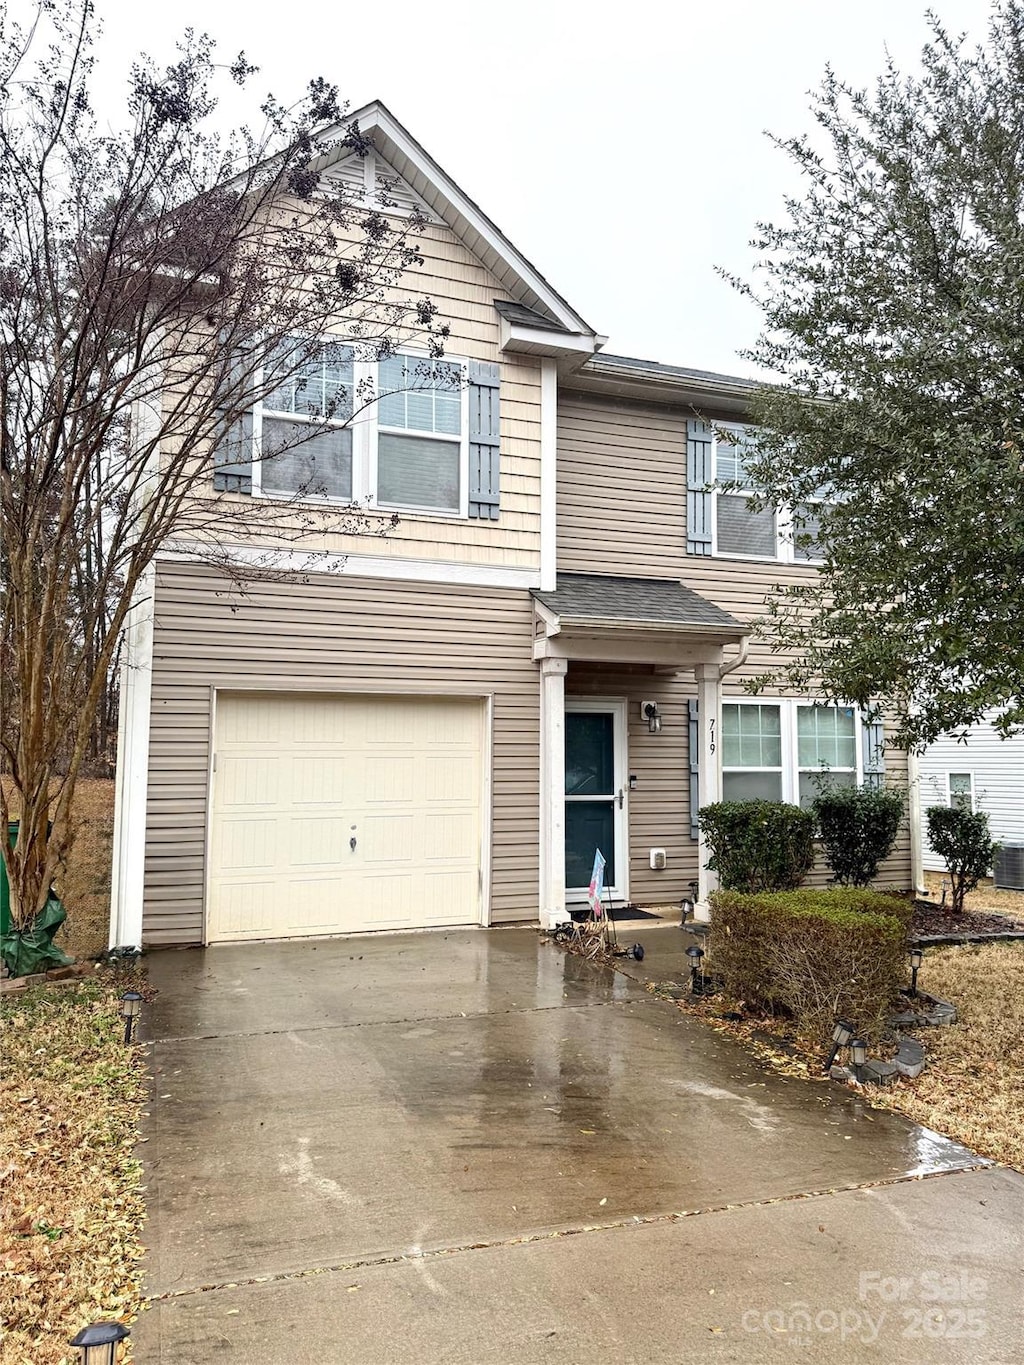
[557,615,748,639]
[158,542,540,591]
[539,359,558,593]
[499,317,603,361]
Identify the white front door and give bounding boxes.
[564,699,628,902]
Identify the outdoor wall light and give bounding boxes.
[823,1018,855,1073]
[69,1322,129,1364]
[641,700,662,734]
[909,947,924,997]
[685,944,705,994]
[119,991,142,1045]
[849,1038,868,1082]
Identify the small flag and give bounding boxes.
[587,849,606,918]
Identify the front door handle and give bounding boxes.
[618,788,624,809]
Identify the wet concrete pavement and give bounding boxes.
[134,926,1024,1363]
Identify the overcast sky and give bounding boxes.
[91,0,992,376]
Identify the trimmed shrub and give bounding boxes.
[813,785,905,886]
[698,800,815,893]
[926,806,999,914]
[709,888,912,1041]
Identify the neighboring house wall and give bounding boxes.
[141,560,539,945]
[557,386,913,891]
[919,717,1024,870]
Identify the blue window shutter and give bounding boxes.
[688,698,700,838]
[468,360,500,519]
[213,344,254,494]
[686,418,713,555]
[862,713,886,788]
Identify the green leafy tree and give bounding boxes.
[730,2,1024,748]
[926,806,999,914]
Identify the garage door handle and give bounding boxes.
[350,836,357,851]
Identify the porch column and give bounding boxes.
[539,656,568,928]
[695,661,723,921]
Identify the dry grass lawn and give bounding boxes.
[922,869,1024,918]
[0,970,146,1364]
[3,779,115,962]
[653,940,1024,1173]
[870,942,1024,1171]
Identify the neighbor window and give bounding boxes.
[722,700,861,806]
[251,340,468,514]
[948,773,974,812]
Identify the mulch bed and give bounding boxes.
[910,899,1024,939]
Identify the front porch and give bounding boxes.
[531,573,749,928]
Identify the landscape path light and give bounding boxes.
[120,990,142,1045]
[823,1018,854,1073]
[70,1322,130,1364]
[849,1037,868,1083]
[685,944,705,995]
[909,947,924,997]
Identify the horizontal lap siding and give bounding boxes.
[558,390,913,892]
[197,219,542,570]
[919,720,1024,869]
[143,562,540,945]
[557,396,687,577]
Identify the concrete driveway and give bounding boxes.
[135,925,1024,1363]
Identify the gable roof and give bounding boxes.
[323,101,599,341]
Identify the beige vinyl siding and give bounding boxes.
[205,220,543,570]
[557,394,687,578]
[557,387,913,893]
[143,560,540,945]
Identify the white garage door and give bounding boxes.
[207,692,485,942]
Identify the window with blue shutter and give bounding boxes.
[686,418,712,556]
[468,360,501,520]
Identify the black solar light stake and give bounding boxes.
[909,947,923,997]
[119,991,142,1045]
[823,1018,854,1073]
[685,944,705,995]
[70,1322,130,1364]
[849,1038,868,1083]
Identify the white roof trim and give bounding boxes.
[323,101,599,342]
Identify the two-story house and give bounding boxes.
[107,101,914,951]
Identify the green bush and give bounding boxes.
[709,888,912,1041]
[926,806,999,914]
[813,785,905,886]
[698,800,815,893]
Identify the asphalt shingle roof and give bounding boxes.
[493,299,573,333]
[532,573,745,633]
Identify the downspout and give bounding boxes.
[906,746,926,895]
[719,635,751,680]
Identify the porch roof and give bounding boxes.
[532,573,745,635]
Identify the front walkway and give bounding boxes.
[135,927,1023,1363]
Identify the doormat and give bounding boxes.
[607,906,666,921]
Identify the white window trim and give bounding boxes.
[710,423,825,565]
[946,771,975,812]
[250,340,472,520]
[721,698,863,804]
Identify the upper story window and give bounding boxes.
[259,340,354,500]
[249,340,470,517]
[376,356,464,513]
[686,419,826,564]
[722,700,860,808]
